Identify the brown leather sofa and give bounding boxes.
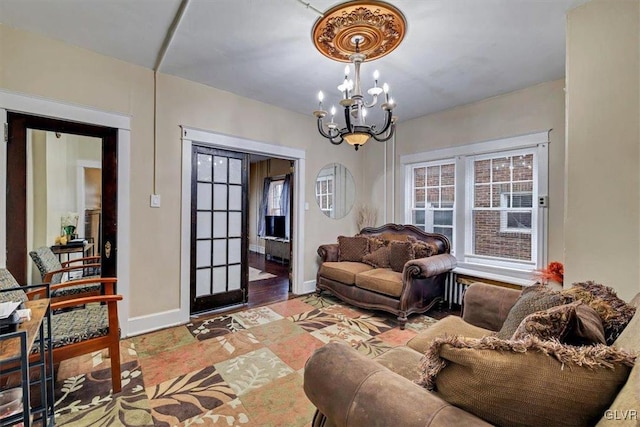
[316,224,456,329]
[304,283,640,427]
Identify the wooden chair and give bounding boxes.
[29,246,102,302]
[0,269,123,393]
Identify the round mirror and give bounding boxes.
[315,163,355,219]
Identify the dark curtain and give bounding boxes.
[281,174,292,240]
[258,177,272,237]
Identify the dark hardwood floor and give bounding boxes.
[247,250,291,308]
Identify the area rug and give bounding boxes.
[248,266,276,282]
[53,294,440,426]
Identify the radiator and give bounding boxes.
[443,272,469,307]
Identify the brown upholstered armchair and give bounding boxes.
[316,224,457,328]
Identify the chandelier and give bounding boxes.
[311,0,407,151]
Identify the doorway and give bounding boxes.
[247,156,294,307]
[180,127,306,321]
[6,112,118,284]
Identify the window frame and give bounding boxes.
[499,192,533,234]
[402,131,549,281]
[315,175,334,215]
[267,179,284,216]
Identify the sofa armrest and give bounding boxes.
[304,342,491,427]
[404,254,457,279]
[461,282,521,331]
[318,243,339,262]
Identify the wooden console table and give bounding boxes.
[50,242,95,262]
[263,237,290,264]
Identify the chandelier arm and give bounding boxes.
[363,94,379,109]
[371,125,395,142]
[330,135,344,145]
[371,109,393,136]
[316,117,336,140]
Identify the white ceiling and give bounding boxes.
[0,0,588,122]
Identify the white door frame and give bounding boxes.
[180,126,306,321]
[0,89,132,337]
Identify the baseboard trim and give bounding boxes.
[126,308,188,338]
[250,244,265,254]
[297,280,317,295]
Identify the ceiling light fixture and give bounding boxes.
[312,0,406,151]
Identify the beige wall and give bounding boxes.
[364,79,566,265]
[565,0,640,300]
[0,23,364,320]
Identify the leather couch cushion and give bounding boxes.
[599,306,640,426]
[338,236,369,262]
[374,346,423,382]
[355,268,403,297]
[319,262,373,285]
[419,335,635,427]
[407,315,491,354]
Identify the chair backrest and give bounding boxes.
[0,268,28,303]
[29,247,63,283]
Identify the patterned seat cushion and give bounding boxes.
[51,277,101,298]
[30,247,63,281]
[32,304,110,353]
[0,269,28,303]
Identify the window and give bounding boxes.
[315,175,334,215]
[409,161,455,244]
[403,131,549,277]
[267,180,284,216]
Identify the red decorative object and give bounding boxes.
[535,261,564,285]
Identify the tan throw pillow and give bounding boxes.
[417,335,635,427]
[562,281,636,345]
[388,241,414,273]
[362,246,391,268]
[496,284,570,339]
[337,236,369,262]
[511,301,606,345]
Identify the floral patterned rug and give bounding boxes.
[53,294,440,426]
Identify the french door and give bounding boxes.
[6,112,118,284]
[190,145,248,313]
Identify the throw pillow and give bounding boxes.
[362,246,391,268]
[511,301,578,342]
[495,284,571,339]
[562,281,636,345]
[367,236,386,253]
[511,301,606,345]
[388,241,414,273]
[413,241,439,259]
[337,236,369,262]
[417,335,635,427]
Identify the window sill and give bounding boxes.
[452,265,536,287]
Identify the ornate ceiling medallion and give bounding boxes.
[312,0,407,63]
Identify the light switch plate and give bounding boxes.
[150,194,161,208]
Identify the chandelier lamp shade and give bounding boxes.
[311,1,407,151]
